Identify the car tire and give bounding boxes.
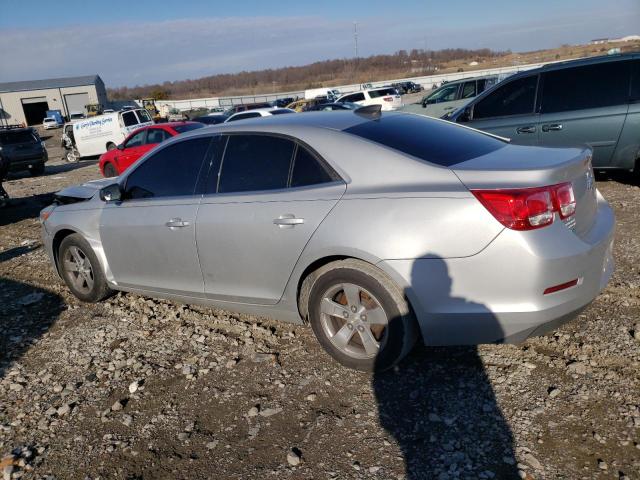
[106,142,116,151]
[103,163,118,178]
[66,149,79,163]
[58,233,112,303]
[305,259,417,372]
[29,162,45,176]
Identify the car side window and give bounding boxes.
[291,145,337,188]
[477,79,487,94]
[344,93,365,102]
[632,60,640,101]
[426,85,458,104]
[121,111,138,127]
[473,75,538,119]
[124,137,211,200]
[461,81,476,99]
[146,128,170,144]
[228,112,261,122]
[541,61,632,113]
[136,109,152,123]
[218,135,295,193]
[125,130,146,148]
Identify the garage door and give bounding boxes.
[21,97,49,125]
[64,93,90,116]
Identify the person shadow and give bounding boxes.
[374,255,520,479]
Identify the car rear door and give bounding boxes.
[463,74,540,145]
[537,60,632,168]
[99,136,213,295]
[611,59,640,170]
[196,134,346,305]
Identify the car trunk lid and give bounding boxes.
[452,144,597,239]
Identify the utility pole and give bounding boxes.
[353,22,358,59]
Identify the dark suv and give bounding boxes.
[0,125,48,176]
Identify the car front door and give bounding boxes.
[115,129,148,171]
[423,83,460,118]
[463,74,540,145]
[99,136,213,295]
[196,134,346,305]
[537,60,632,168]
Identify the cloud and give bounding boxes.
[0,7,638,87]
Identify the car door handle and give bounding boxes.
[273,214,304,228]
[516,126,536,134]
[542,123,563,132]
[165,218,190,228]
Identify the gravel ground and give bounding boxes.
[0,127,639,480]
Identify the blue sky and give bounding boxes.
[0,0,638,87]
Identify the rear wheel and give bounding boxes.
[29,162,45,176]
[103,163,118,178]
[306,259,417,371]
[58,234,112,302]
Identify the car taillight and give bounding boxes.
[383,96,393,102]
[472,182,575,231]
[553,182,576,219]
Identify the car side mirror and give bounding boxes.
[99,183,122,202]
[117,143,124,150]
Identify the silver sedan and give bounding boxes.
[40,109,615,371]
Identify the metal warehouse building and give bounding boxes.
[0,75,107,126]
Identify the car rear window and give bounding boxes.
[343,114,506,166]
[173,123,205,133]
[269,109,293,115]
[0,130,38,145]
[369,88,397,98]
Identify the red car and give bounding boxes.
[99,122,205,177]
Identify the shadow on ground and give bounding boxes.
[374,256,519,479]
[0,277,64,379]
[0,192,55,227]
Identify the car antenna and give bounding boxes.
[354,104,382,118]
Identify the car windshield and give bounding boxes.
[0,130,37,145]
[173,123,205,133]
[343,113,506,166]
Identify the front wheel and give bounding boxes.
[58,233,112,302]
[65,149,79,163]
[103,163,118,178]
[306,259,417,371]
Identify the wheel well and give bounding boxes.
[296,256,349,321]
[52,229,77,271]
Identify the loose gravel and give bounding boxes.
[0,131,638,479]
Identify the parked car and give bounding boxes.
[401,75,502,118]
[391,81,423,94]
[337,87,402,111]
[98,121,205,177]
[192,115,228,125]
[0,125,47,176]
[305,102,360,111]
[223,103,272,116]
[224,108,295,122]
[43,116,61,129]
[61,108,154,162]
[285,98,326,112]
[447,54,640,173]
[69,112,85,120]
[272,97,296,108]
[41,109,613,371]
[304,88,341,101]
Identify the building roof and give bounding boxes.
[0,75,102,93]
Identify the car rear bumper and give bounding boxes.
[378,191,615,346]
[7,152,48,171]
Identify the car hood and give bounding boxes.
[56,178,115,200]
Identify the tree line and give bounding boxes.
[108,48,509,100]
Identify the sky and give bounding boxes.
[0,0,638,88]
